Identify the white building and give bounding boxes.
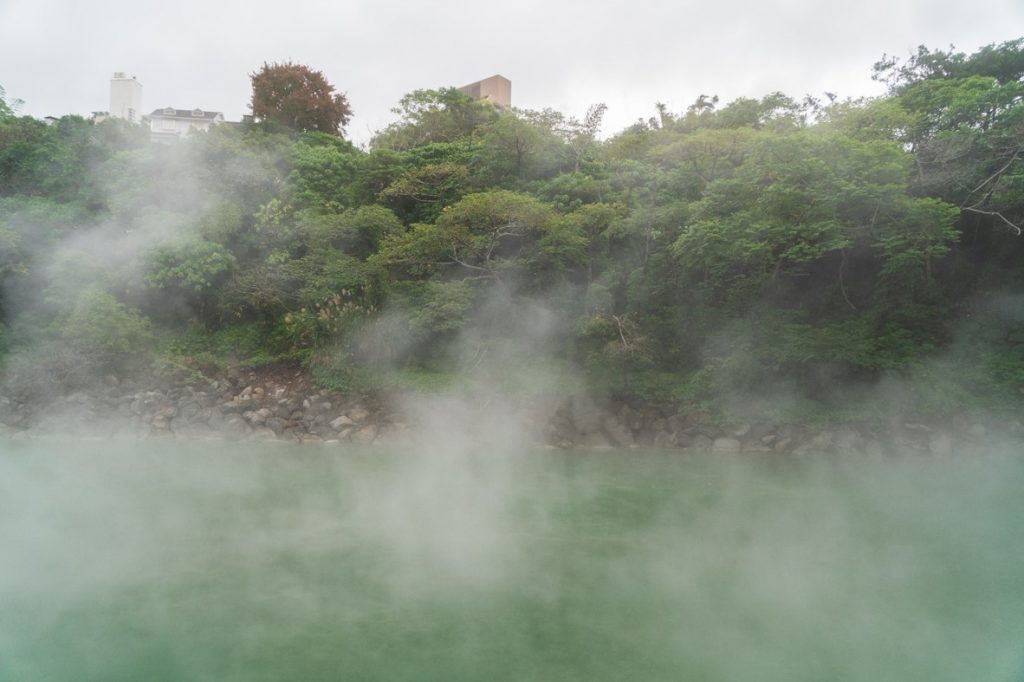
[147,107,224,142]
[109,72,143,123]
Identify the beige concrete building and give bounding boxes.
[458,75,511,108]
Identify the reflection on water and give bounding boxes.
[1,440,1022,681]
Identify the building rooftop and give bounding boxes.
[457,75,511,108]
[148,107,223,120]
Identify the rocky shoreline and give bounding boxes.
[1,366,1021,455]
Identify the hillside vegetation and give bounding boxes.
[1,41,1022,421]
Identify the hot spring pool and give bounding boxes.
[1,440,1022,681]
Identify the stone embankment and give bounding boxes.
[0,368,399,444]
[0,368,1020,455]
[544,397,1018,456]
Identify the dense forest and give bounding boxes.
[1,41,1022,422]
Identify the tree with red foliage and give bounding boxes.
[249,62,352,136]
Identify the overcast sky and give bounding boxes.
[1,0,1021,145]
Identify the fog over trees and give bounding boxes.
[1,39,1022,419]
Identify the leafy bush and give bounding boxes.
[162,322,299,368]
[308,344,357,392]
[60,288,154,371]
[144,236,237,294]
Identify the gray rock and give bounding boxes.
[207,409,225,428]
[348,407,371,423]
[777,424,800,440]
[653,430,674,448]
[712,437,742,453]
[672,431,693,448]
[601,416,634,447]
[571,401,603,436]
[242,410,262,425]
[580,430,613,448]
[620,406,643,432]
[352,424,378,443]
[805,431,835,453]
[697,425,723,439]
[547,418,576,445]
[330,415,356,430]
[253,427,277,440]
[691,434,714,451]
[666,414,686,434]
[224,416,251,439]
[178,401,203,422]
[929,432,954,456]
[189,407,214,424]
[195,393,219,409]
[833,428,864,452]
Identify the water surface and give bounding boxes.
[1,440,1021,681]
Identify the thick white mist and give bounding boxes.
[1,439,1022,681]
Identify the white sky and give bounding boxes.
[1,0,1021,146]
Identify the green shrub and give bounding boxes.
[60,288,153,371]
[161,322,299,368]
[308,345,357,392]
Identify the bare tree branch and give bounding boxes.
[967,148,1021,195]
[962,206,1022,235]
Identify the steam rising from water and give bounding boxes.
[1,435,1022,681]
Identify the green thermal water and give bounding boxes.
[0,440,1022,681]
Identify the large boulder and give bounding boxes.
[570,399,604,437]
[929,432,954,456]
[601,415,634,447]
[712,437,741,453]
[330,415,356,431]
[348,406,371,423]
[352,424,378,444]
[691,434,714,451]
